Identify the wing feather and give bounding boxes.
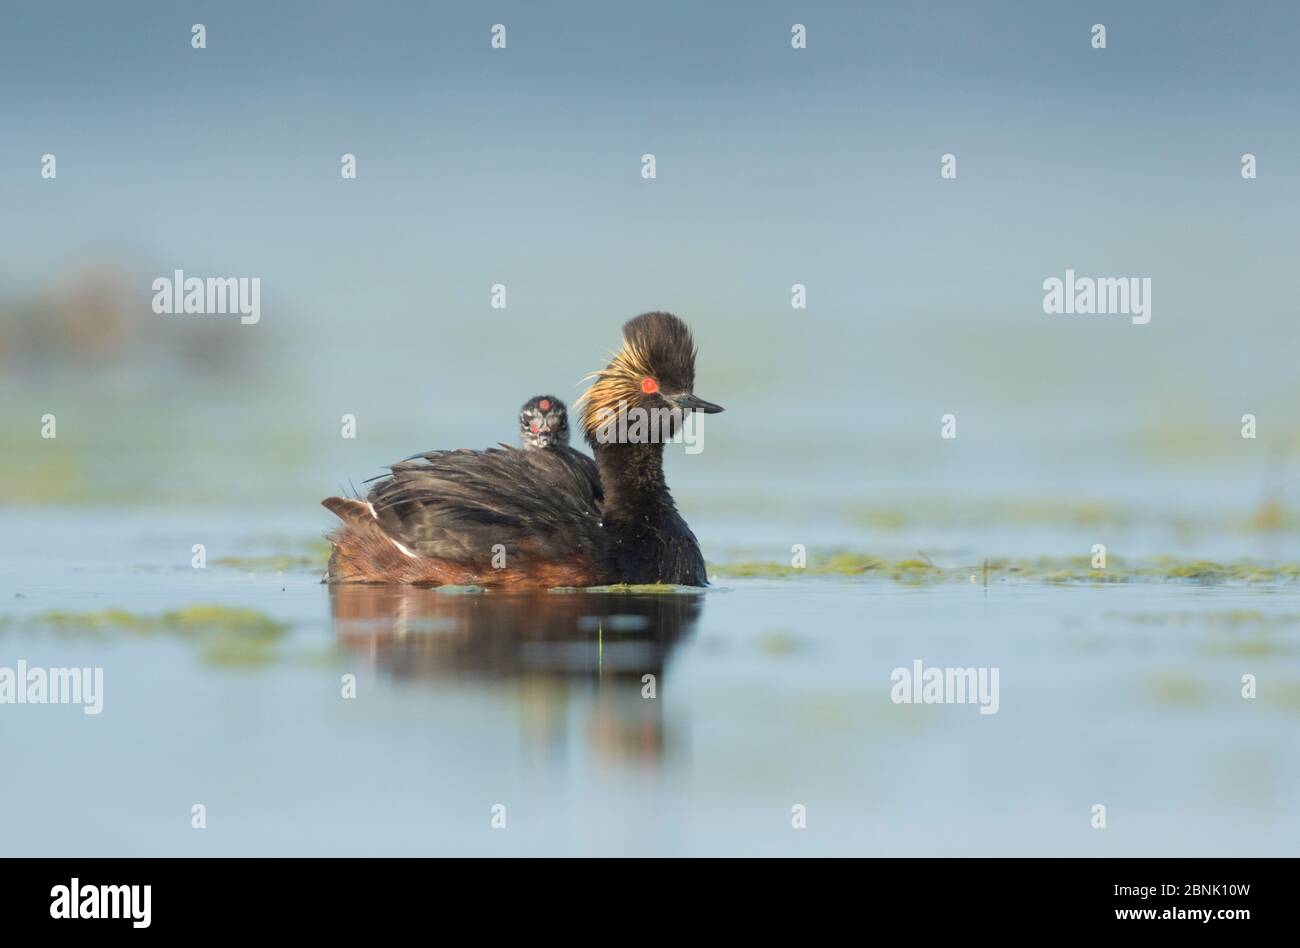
[365,445,604,564]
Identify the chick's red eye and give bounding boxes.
[641,377,659,394]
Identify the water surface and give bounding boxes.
[3,511,1296,856]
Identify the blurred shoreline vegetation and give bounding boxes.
[0,265,256,373]
[1,262,312,506]
[2,264,1296,553]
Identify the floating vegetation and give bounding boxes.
[12,605,290,668]
[1200,638,1290,659]
[1148,558,1300,584]
[838,497,1300,536]
[710,553,883,579]
[1146,673,1208,708]
[888,558,941,584]
[1105,609,1300,660]
[1108,610,1300,628]
[708,562,795,578]
[212,537,333,573]
[1262,681,1300,713]
[580,584,706,595]
[708,553,1300,586]
[756,631,803,656]
[214,553,327,572]
[840,499,1124,531]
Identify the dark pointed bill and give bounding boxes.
[673,394,724,414]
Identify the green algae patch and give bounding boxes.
[708,553,1300,586]
[1106,608,1299,659]
[215,554,324,572]
[1201,638,1290,659]
[756,631,803,656]
[1163,560,1235,580]
[845,498,1129,532]
[25,605,289,667]
[823,553,886,574]
[888,559,943,584]
[710,561,800,578]
[709,552,884,578]
[1109,610,1300,628]
[857,509,908,531]
[159,605,286,637]
[216,538,333,572]
[1262,681,1300,714]
[1034,568,1128,585]
[200,638,280,668]
[581,583,704,595]
[1146,673,1209,709]
[839,493,1300,538]
[33,604,287,637]
[37,608,155,633]
[890,558,932,570]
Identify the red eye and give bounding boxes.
[641,377,659,394]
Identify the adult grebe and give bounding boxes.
[322,312,722,587]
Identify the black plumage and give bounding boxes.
[372,444,603,564]
[323,312,722,587]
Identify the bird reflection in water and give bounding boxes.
[328,585,703,765]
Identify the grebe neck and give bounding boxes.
[593,440,673,518]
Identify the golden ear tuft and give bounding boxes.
[577,339,654,435]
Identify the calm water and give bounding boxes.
[4,0,1299,858]
[3,510,1297,856]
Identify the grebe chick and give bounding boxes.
[519,395,570,448]
[321,311,722,587]
[520,394,603,502]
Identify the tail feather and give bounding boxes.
[322,496,374,527]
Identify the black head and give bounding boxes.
[579,312,724,440]
[519,395,570,448]
[621,311,699,397]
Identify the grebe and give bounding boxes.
[322,311,722,587]
[520,393,603,502]
[519,395,570,448]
